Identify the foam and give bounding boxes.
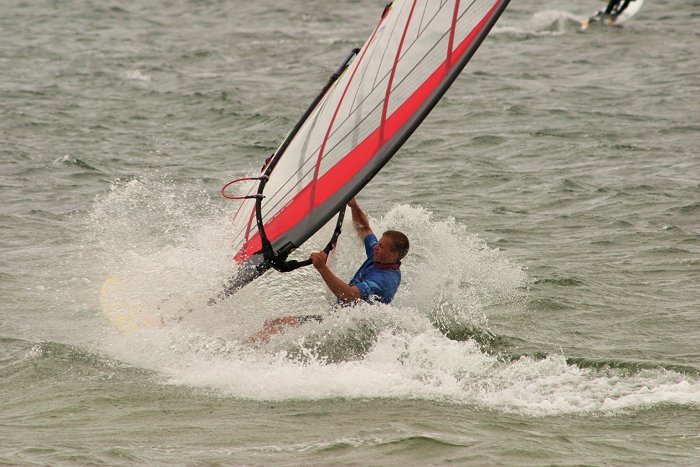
[88,179,700,415]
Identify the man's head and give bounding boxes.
[374,230,409,264]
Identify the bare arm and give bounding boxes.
[347,197,373,240]
[310,251,362,303]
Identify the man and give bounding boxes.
[310,197,408,305]
[604,0,633,18]
[587,0,634,25]
[246,197,409,343]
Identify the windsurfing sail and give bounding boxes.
[222,0,511,297]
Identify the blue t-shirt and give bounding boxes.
[348,234,401,304]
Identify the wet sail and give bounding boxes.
[224,0,511,295]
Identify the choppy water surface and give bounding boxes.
[1,0,699,465]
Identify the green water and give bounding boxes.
[1,0,698,465]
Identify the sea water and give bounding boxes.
[1,0,698,465]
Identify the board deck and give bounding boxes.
[100,276,161,333]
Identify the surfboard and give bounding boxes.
[99,276,161,333]
[581,0,644,30]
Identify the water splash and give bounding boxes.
[86,177,700,415]
[494,10,584,37]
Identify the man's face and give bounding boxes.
[374,235,400,264]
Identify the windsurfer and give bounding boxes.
[245,197,409,343]
[604,0,633,18]
[589,0,633,23]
